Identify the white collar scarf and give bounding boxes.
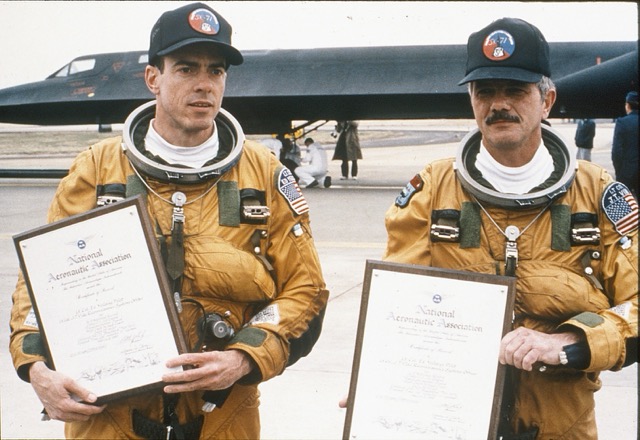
[145,120,220,168]
[475,140,555,194]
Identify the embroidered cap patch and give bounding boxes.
[483,30,515,61]
[602,182,638,235]
[189,8,220,35]
[278,168,309,215]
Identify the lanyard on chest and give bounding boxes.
[130,164,218,292]
[475,197,554,276]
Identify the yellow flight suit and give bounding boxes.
[10,135,329,439]
[384,156,638,439]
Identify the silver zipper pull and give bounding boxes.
[202,401,217,412]
[505,225,520,241]
[504,225,520,276]
[171,192,186,231]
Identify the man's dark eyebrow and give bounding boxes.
[173,59,226,70]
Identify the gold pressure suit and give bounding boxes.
[384,132,638,440]
[10,110,328,439]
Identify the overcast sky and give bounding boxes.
[0,1,637,90]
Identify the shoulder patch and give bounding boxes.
[602,182,638,235]
[395,174,424,208]
[277,167,309,216]
[23,307,39,329]
[609,302,631,320]
[249,304,281,325]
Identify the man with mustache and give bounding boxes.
[384,18,637,439]
[9,3,328,438]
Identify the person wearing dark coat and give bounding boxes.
[612,91,639,197]
[332,120,363,180]
[574,118,596,161]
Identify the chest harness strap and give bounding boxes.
[430,209,461,242]
[429,203,484,248]
[167,192,186,282]
[129,161,218,285]
[571,212,601,245]
[127,168,222,437]
[580,250,604,290]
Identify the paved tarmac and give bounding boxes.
[0,120,636,439]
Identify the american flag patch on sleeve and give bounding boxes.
[277,167,309,215]
[602,182,638,235]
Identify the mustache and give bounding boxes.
[485,111,520,125]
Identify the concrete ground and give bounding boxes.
[0,120,636,439]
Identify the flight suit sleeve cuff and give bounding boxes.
[12,333,49,382]
[559,312,623,371]
[16,360,42,383]
[226,326,288,385]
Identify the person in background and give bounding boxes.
[382,18,637,440]
[9,3,328,439]
[574,117,596,161]
[612,91,639,197]
[295,137,331,188]
[260,135,282,158]
[279,134,302,181]
[332,120,362,180]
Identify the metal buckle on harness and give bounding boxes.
[505,241,519,276]
[96,184,126,207]
[96,195,124,206]
[571,227,601,245]
[171,207,185,231]
[430,224,460,242]
[171,192,186,231]
[242,205,270,221]
[505,242,519,263]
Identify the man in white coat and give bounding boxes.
[295,138,331,188]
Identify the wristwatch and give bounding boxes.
[558,350,569,365]
[560,340,590,369]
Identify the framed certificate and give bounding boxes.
[343,260,516,440]
[13,195,188,404]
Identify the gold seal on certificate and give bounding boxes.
[343,260,516,440]
[13,196,188,404]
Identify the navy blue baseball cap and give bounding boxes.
[149,2,243,66]
[625,91,638,104]
[459,18,550,85]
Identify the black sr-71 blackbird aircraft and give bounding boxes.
[0,42,637,135]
